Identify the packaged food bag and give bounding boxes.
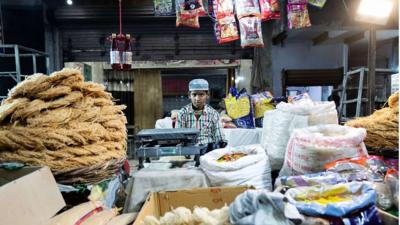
[259,0,280,21]
[279,125,368,177]
[224,88,255,128]
[287,0,311,29]
[285,182,377,217]
[238,16,264,48]
[200,144,272,189]
[251,91,274,127]
[234,0,260,19]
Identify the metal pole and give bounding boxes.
[46,56,50,74]
[367,25,376,115]
[14,45,21,83]
[32,54,37,74]
[356,68,365,117]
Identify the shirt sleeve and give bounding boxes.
[213,112,225,143]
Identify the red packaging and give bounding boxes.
[215,15,240,44]
[259,0,280,21]
[180,0,206,19]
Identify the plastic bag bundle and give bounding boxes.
[200,144,272,190]
[285,182,377,217]
[261,95,338,171]
[224,88,255,129]
[279,125,368,177]
[238,16,264,48]
[259,0,280,21]
[287,0,311,29]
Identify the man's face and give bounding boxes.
[190,91,208,109]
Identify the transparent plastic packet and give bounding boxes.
[238,16,264,48]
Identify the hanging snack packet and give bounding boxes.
[216,16,240,44]
[214,0,235,19]
[154,0,174,16]
[180,0,206,19]
[238,16,264,48]
[234,0,261,19]
[176,0,200,28]
[287,1,311,29]
[259,0,280,21]
[308,0,327,8]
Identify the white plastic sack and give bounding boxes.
[279,125,368,177]
[200,144,272,190]
[261,99,338,171]
[223,128,263,147]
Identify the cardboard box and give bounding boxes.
[378,208,399,225]
[0,166,66,225]
[133,186,252,225]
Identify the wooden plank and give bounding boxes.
[134,69,163,130]
[344,32,365,44]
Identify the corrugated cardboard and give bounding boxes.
[133,186,252,225]
[0,166,66,225]
[378,208,399,225]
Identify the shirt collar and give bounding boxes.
[188,104,209,115]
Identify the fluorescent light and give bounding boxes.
[356,0,393,25]
[66,0,73,5]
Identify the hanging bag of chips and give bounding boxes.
[259,0,281,21]
[216,16,240,44]
[176,0,200,28]
[238,16,264,48]
[287,0,311,29]
[234,0,261,19]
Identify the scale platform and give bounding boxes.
[135,128,207,169]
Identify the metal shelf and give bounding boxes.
[0,44,50,101]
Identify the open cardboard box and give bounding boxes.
[133,185,252,225]
[0,166,66,225]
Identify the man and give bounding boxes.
[176,79,225,146]
[155,110,179,128]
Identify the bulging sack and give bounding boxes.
[200,144,272,190]
[261,98,338,171]
[279,124,368,177]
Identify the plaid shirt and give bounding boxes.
[176,104,225,145]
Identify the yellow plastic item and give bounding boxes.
[254,98,274,119]
[224,94,250,119]
[295,184,352,205]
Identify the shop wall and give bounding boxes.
[349,41,398,69]
[271,42,344,96]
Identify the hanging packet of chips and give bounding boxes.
[216,15,240,44]
[238,16,264,48]
[154,0,174,16]
[176,0,200,28]
[287,0,311,29]
[213,0,235,19]
[234,0,261,19]
[308,0,327,8]
[180,0,206,19]
[259,0,280,21]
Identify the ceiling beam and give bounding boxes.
[344,32,365,45]
[312,32,329,46]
